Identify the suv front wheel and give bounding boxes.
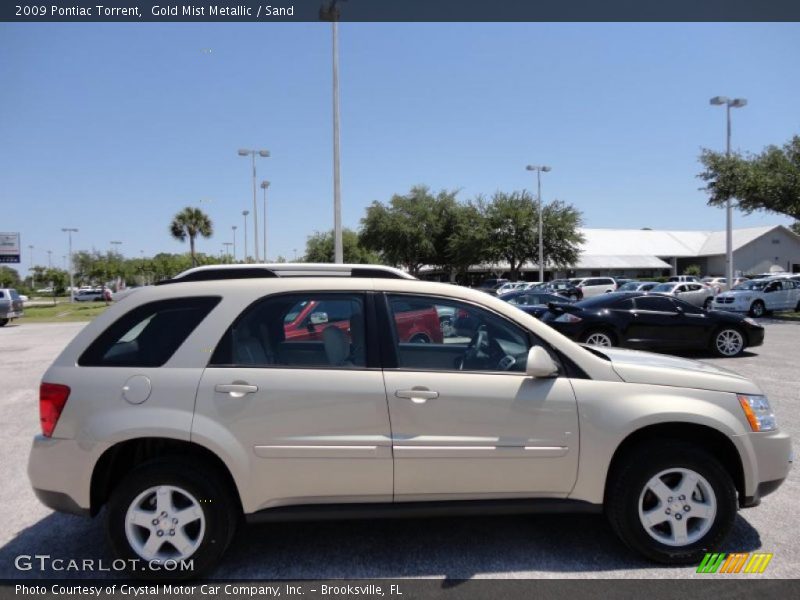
[606,440,737,564]
[106,459,238,579]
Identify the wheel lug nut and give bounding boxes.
[678,495,685,501]
[169,529,175,536]
[151,519,159,526]
[172,518,178,524]
[160,511,168,517]
[667,497,673,502]
[665,508,671,515]
[156,530,164,537]
[675,514,682,520]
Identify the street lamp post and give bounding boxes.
[61,228,78,302]
[242,211,250,262]
[525,165,552,282]
[28,245,34,288]
[260,180,270,261]
[223,242,233,259]
[238,148,270,262]
[710,96,747,289]
[321,1,344,263]
[46,250,52,268]
[232,225,237,262]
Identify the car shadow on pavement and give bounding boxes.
[0,511,763,579]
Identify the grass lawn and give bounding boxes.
[21,302,110,322]
[773,311,800,322]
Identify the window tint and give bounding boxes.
[0,291,4,298]
[387,295,532,373]
[635,296,677,312]
[611,298,635,309]
[211,293,366,369]
[79,297,220,367]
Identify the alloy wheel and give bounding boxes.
[584,332,613,346]
[638,468,717,547]
[124,485,206,562]
[715,329,744,356]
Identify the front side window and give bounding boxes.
[635,296,676,312]
[79,297,220,367]
[386,294,533,373]
[211,293,366,369]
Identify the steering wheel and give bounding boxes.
[458,325,517,371]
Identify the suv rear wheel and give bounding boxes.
[106,459,238,579]
[606,441,736,564]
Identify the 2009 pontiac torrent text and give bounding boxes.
[27,264,792,578]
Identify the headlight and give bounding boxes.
[738,394,777,432]
[554,313,582,323]
[743,317,760,327]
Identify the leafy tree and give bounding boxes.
[791,222,800,236]
[169,207,214,267]
[0,266,21,287]
[539,199,585,270]
[482,191,538,280]
[359,186,459,275]
[305,229,381,264]
[447,201,491,279]
[698,134,800,223]
[684,264,702,277]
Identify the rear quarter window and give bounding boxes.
[79,296,220,367]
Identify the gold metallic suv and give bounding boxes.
[28,264,792,578]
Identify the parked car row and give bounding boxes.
[0,288,24,327]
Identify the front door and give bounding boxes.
[380,294,580,501]
[195,292,392,513]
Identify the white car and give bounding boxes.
[702,277,750,294]
[569,277,617,298]
[73,289,104,302]
[651,282,715,309]
[713,278,800,317]
[496,282,528,295]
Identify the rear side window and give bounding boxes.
[79,297,220,367]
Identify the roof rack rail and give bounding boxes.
[155,263,415,285]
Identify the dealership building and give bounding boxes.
[425,224,800,281]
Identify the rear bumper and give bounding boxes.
[28,435,94,516]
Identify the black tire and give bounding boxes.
[580,329,616,347]
[568,294,578,302]
[749,300,765,318]
[703,297,712,310]
[0,318,8,327]
[710,327,746,357]
[606,440,737,564]
[106,458,238,580]
[410,333,431,344]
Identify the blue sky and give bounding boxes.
[1,22,799,272]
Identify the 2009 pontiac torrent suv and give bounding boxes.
[28,264,792,578]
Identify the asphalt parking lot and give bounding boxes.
[0,320,797,579]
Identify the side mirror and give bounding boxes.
[309,311,329,325]
[525,346,559,378]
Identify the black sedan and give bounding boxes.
[498,290,570,318]
[543,280,584,301]
[540,292,764,357]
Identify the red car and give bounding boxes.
[284,298,442,344]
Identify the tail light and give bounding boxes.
[40,383,70,437]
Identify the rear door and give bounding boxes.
[380,293,579,500]
[195,291,392,513]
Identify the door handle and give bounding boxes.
[395,388,439,404]
[215,383,258,398]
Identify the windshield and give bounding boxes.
[618,281,641,291]
[733,280,768,291]
[652,283,677,292]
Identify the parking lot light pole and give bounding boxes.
[61,228,78,302]
[526,165,552,283]
[231,226,237,262]
[242,211,250,262]
[223,242,233,259]
[46,250,52,268]
[260,180,270,261]
[238,149,270,262]
[709,96,747,289]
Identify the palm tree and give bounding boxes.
[169,207,213,267]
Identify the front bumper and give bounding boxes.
[736,429,792,508]
[28,435,95,516]
[746,326,765,348]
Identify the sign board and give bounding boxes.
[0,232,21,263]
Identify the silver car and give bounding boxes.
[651,281,715,310]
[28,264,791,578]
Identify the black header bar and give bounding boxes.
[3,0,800,23]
